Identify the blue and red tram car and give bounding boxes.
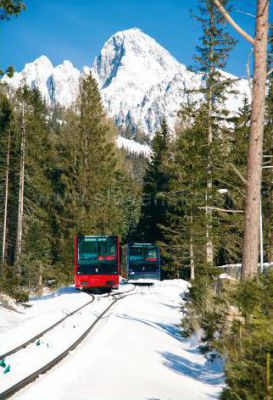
[74,235,120,290]
[126,242,161,281]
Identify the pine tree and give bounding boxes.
[0,89,13,278]
[12,87,53,288]
[216,98,250,266]
[262,27,273,264]
[53,72,133,270]
[220,273,273,400]
[193,0,236,265]
[0,1,26,77]
[0,1,25,21]
[137,118,170,243]
[161,0,236,280]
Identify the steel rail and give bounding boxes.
[0,297,118,400]
[0,294,95,360]
[0,284,136,360]
[0,285,137,400]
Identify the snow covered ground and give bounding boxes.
[0,280,224,399]
[117,135,151,157]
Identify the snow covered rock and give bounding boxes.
[2,56,80,108]
[93,28,203,134]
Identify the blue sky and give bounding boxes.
[1,0,270,76]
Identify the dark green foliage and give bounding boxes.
[11,287,29,303]
[6,87,54,289]
[137,118,170,244]
[0,74,138,293]
[158,0,237,280]
[220,273,273,400]
[262,28,273,264]
[120,125,151,145]
[0,0,25,21]
[193,0,237,102]
[0,65,15,78]
[0,0,26,77]
[0,91,13,277]
[215,99,249,265]
[49,73,138,274]
[180,22,273,399]
[182,273,273,399]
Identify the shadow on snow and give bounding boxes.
[30,285,78,301]
[160,351,224,386]
[117,313,224,392]
[116,313,182,341]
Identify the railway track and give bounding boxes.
[0,285,136,400]
[0,293,96,361]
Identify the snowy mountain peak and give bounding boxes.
[93,27,185,91]
[3,56,80,107]
[3,28,251,137]
[93,27,200,133]
[32,55,53,68]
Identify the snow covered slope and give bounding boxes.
[117,135,151,157]
[3,28,250,136]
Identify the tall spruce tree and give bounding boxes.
[0,1,26,77]
[161,0,236,280]
[194,0,236,265]
[0,89,13,278]
[12,87,53,288]
[262,27,273,264]
[53,72,132,270]
[137,118,170,243]
[161,106,209,279]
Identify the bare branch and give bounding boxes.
[212,0,255,45]
[267,67,273,76]
[229,163,247,185]
[235,9,256,19]
[199,206,243,214]
[246,50,253,95]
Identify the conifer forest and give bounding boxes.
[0,1,273,399]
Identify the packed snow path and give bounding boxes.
[1,281,224,399]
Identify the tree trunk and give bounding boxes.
[16,101,26,274]
[190,217,195,280]
[206,87,214,265]
[267,222,273,263]
[206,8,214,266]
[242,0,269,279]
[1,130,11,275]
[38,264,43,295]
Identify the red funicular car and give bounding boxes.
[74,235,120,290]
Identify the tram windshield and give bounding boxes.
[129,245,157,262]
[78,236,116,265]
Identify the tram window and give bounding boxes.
[108,241,116,256]
[130,246,143,260]
[98,237,116,256]
[78,238,97,260]
[146,247,157,258]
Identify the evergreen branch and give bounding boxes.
[212,0,255,45]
